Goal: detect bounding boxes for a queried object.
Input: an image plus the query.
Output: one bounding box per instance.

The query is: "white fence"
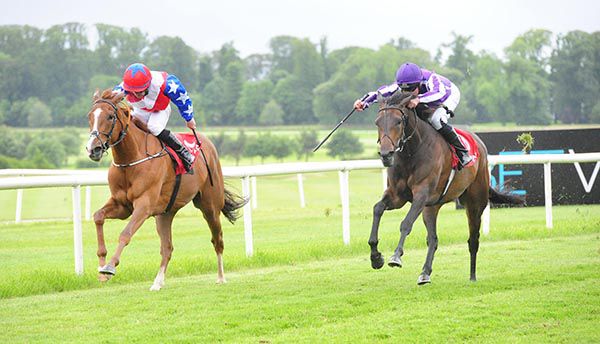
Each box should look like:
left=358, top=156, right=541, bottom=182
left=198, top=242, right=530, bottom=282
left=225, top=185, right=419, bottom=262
left=1, top=152, right=599, bottom=275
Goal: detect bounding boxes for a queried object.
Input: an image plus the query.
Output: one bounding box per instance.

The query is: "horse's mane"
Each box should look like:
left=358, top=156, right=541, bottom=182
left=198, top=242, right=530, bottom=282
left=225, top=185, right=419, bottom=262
left=379, top=90, right=414, bottom=107
left=99, top=89, right=131, bottom=114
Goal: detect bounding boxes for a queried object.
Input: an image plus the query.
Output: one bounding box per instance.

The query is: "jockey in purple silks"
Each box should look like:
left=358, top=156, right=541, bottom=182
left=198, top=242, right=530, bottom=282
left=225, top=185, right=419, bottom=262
left=113, top=63, right=196, bottom=174
left=354, top=62, right=474, bottom=169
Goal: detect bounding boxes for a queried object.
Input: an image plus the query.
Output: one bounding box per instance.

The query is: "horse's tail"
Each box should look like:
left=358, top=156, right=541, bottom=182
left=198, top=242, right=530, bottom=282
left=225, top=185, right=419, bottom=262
left=222, top=187, right=248, bottom=224
left=488, top=187, right=526, bottom=205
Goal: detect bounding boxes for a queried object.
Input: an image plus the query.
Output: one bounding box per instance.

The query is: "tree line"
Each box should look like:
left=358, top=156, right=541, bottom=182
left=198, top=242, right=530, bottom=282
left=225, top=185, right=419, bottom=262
left=0, top=23, right=599, bottom=129
left=0, top=126, right=366, bottom=169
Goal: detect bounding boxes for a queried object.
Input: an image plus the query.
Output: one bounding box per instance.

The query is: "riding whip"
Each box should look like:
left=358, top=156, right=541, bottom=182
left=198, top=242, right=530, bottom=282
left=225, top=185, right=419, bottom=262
left=191, top=127, right=214, bottom=186
left=313, top=108, right=356, bottom=152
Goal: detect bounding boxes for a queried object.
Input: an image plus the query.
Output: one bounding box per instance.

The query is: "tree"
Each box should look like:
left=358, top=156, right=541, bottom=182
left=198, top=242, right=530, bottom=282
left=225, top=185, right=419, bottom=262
left=144, top=36, right=198, bottom=90
left=214, top=42, right=242, bottom=78
left=236, top=79, right=274, bottom=124
left=197, top=55, right=214, bottom=92
left=551, top=30, right=598, bottom=123
left=26, top=134, right=67, bottom=168
left=505, top=55, right=552, bottom=124
left=222, top=130, right=247, bottom=165
left=258, top=99, right=284, bottom=126
left=244, top=133, right=273, bottom=163
left=325, top=130, right=363, bottom=160
left=221, top=61, right=245, bottom=124
left=201, top=77, right=227, bottom=125
left=244, top=53, right=271, bottom=81
left=505, top=29, right=553, bottom=70
left=295, top=129, right=318, bottom=161
left=26, top=97, right=52, bottom=127
left=271, top=135, right=293, bottom=162
left=460, top=52, right=509, bottom=123
left=442, top=33, right=476, bottom=83
left=272, top=75, right=315, bottom=124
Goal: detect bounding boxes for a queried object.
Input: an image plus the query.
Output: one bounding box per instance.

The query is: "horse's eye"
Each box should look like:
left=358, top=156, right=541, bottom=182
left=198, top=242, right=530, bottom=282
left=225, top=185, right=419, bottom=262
left=107, top=114, right=115, bottom=120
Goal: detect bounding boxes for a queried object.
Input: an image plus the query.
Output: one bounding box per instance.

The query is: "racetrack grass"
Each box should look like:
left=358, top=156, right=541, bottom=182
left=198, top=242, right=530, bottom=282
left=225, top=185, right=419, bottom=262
left=0, top=169, right=598, bottom=299
left=0, top=232, right=598, bottom=343
left=1, top=171, right=599, bottom=342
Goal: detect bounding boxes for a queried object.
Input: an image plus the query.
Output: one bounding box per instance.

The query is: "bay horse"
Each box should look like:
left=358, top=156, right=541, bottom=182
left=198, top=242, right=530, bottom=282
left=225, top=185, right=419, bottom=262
left=86, top=89, right=246, bottom=290
left=369, top=91, right=523, bottom=284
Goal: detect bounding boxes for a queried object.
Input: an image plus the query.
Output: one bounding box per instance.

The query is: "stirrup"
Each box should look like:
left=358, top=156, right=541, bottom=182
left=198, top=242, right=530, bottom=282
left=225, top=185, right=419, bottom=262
left=457, top=154, right=473, bottom=170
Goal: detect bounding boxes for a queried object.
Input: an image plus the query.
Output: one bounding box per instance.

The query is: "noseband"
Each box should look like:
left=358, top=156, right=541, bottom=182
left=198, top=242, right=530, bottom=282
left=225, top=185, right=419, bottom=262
left=89, top=99, right=130, bottom=155
left=377, top=106, right=417, bottom=153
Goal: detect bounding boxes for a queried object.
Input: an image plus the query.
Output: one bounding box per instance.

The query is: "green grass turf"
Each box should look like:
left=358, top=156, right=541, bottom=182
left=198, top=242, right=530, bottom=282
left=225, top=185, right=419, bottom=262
left=0, top=232, right=597, bottom=343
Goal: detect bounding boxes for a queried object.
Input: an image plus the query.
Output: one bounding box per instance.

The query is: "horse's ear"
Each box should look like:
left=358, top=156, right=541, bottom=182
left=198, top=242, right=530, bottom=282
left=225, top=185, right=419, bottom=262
left=112, top=91, right=125, bottom=104
left=376, top=92, right=385, bottom=105
left=92, top=89, right=100, bottom=101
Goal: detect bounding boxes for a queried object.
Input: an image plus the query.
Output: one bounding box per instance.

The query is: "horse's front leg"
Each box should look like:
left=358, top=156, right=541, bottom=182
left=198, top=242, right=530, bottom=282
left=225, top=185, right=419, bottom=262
left=369, top=191, right=406, bottom=269
left=389, top=192, right=428, bottom=268
left=93, top=198, right=131, bottom=281
left=99, top=201, right=152, bottom=278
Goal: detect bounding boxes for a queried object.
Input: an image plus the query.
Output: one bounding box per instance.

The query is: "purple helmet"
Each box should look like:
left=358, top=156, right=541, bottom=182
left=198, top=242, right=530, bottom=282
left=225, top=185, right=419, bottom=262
left=395, top=62, right=423, bottom=88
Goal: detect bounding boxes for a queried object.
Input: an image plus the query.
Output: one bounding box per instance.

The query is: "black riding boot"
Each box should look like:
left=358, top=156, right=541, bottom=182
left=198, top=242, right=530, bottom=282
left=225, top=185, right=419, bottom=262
left=437, top=123, right=473, bottom=170
left=157, top=129, right=194, bottom=174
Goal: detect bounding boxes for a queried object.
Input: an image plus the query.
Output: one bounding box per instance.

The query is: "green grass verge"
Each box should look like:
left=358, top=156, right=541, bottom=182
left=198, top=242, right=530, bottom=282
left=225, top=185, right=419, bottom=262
left=0, top=232, right=598, bottom=343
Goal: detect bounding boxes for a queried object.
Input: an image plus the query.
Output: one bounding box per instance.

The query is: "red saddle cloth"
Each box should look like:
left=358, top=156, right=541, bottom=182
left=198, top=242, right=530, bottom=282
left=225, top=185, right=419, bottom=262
left=450, top=128, right=480, bottom=169
left=164, top=133, right=202, bottom=175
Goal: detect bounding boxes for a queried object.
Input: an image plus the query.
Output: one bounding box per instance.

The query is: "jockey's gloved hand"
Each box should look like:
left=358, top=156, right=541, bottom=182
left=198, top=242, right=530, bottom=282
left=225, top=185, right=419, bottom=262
left=186, top=118, right=196, bottom=130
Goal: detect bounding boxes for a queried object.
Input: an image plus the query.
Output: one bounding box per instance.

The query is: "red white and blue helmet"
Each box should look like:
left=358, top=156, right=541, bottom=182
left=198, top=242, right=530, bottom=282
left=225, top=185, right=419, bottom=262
left=395, top=62, right=423, bottom=88
left=122, top=63, right=152, bottom=92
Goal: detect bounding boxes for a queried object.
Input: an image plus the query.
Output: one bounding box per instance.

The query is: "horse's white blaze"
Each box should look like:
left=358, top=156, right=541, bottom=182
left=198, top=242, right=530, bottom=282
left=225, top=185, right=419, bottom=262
left=86, top=108, right=103, bottom=153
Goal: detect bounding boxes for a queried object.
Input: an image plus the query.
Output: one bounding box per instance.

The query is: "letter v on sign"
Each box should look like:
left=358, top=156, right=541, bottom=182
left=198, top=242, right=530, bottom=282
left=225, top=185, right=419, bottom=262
left=569, top=149, right=600, bottom=193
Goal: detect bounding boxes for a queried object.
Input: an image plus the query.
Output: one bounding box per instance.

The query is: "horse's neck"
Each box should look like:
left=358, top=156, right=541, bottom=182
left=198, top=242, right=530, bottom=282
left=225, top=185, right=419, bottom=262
left=111, top=119, right=160, bottom=164
left=393, top=114, right=442, bottom=171
left=402, top=113, right=430, bottom=152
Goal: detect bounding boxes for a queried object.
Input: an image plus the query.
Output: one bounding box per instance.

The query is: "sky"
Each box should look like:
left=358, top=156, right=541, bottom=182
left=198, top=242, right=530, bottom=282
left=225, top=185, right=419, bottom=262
left=1, top=0, right=599, bottom=59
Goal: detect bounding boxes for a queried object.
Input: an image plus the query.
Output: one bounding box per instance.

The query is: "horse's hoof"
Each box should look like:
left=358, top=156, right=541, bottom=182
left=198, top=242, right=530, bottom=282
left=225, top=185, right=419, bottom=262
left=370, top=253, right=385, bottom=269
left=149, top=284, right=162, bottom=291
left=216, top=277, right=227, bottom=284
left=388, top=255, right=402, bottom=268
left=98, top=265, right=116, bottom=275
left=98, top=274, right=111, bottom=282
left=417, top=274, right=431, bottom=285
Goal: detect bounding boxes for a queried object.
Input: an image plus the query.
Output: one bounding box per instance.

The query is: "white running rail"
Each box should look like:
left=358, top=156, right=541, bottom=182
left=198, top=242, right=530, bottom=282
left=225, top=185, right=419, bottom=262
left=1, top=152, right=599, bottom=275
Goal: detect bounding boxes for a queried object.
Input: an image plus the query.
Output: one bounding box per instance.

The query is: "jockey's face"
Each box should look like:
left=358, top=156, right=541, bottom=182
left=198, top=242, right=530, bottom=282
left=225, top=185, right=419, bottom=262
left=131, top=88, right=149, bottom=100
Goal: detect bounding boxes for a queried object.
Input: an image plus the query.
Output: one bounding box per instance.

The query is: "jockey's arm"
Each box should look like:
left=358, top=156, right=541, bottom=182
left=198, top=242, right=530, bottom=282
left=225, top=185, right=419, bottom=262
left=418, top=74, right=447, bottom=104
left=164, top=75, right=195, bottom=124
left=113, top=83, right=125, bottom=93
left=357, top=83, right=400, bottom=110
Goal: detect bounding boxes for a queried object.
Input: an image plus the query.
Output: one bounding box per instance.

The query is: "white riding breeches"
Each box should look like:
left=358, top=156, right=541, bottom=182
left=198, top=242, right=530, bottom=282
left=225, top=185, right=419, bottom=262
left=428, top=83, right=461, bottom=130
left=131, top=106, right=171, bottom=136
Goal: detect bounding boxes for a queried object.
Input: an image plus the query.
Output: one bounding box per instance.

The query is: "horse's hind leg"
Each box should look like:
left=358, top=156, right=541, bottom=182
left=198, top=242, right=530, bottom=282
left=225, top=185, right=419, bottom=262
left=195, top=192, right=227, bottom=284
left=150, top=213, right=175, bottom=291
left=418, top=205, right=442, bottom=285
left=460, top=187, right=488, bottom=282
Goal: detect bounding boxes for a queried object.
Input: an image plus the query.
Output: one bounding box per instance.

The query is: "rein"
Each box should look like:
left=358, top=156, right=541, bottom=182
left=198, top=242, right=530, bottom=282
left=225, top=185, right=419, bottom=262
left=377, top=106, right=418, bottom=153
left=90, top=99, right=130, bottom=153
left=90, top=98, right=167, bottom=168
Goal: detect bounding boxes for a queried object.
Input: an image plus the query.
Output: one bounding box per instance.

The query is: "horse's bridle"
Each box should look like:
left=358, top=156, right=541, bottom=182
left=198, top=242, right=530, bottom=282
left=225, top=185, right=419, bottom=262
left=377, top=106, right=417, bottom=153
left=89, top=99, right=130, bottom=155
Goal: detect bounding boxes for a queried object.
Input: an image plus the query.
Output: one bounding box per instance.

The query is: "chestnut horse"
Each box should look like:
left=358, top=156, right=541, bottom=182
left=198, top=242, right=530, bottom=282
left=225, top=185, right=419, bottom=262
left=86, top=90, right=246, bottom=290
left=369, top=91, right=523, bottom=284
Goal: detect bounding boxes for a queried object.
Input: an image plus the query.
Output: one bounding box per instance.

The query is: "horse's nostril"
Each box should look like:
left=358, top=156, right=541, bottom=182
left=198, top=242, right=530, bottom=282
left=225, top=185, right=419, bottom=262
left=380, top=151, right=392, bottom=158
